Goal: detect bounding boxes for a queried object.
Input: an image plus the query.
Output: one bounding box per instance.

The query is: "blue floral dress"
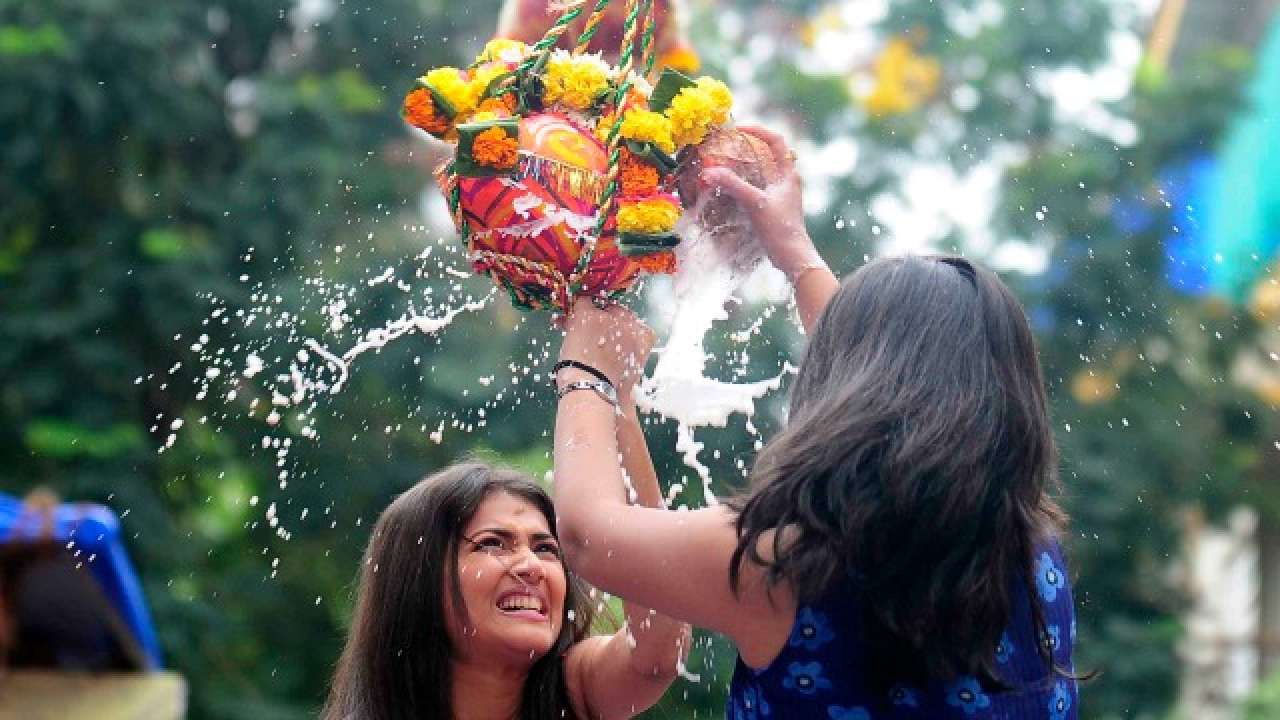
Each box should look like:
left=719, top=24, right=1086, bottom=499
left=728, top=542, right=1078, bottom=719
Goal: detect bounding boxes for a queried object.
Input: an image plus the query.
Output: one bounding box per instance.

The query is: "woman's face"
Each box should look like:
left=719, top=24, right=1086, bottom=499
left=449, top=491, right=568, bottom=668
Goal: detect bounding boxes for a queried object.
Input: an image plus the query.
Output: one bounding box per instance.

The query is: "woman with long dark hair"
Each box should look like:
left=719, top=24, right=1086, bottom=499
left=551, top=126, right=1080, bottom=717
left=323, top=461, right=688, bottom=720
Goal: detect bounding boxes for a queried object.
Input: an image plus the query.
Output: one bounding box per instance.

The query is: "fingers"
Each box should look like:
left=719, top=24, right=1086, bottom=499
left=701, top=167, right=765, bottom=207
left=739, top=125, right=796, bottom=172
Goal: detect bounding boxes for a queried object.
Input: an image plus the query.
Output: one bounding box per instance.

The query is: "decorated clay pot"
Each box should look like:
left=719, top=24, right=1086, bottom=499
left=443, top=112, right=672, bottom=311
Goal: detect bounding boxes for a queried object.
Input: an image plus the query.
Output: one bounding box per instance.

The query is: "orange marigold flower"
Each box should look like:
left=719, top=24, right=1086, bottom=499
left=403, top=88, right=450, bottom=136
left=472, top=126, right=520, bottom=169
left=633, top=251, right=677, bottom=275
left=476, top=94, right=517, bottom=117
left=620, top=153, right=661, bottom=196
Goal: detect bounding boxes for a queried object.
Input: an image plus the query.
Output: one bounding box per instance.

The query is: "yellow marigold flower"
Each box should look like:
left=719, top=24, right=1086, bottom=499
left=617, top=197, right=681, bottom=234
left=470, top=63, right=510, bottom=106
left=469, top=111, right=499, bottom=124
left=478, top=38, right=527, bottom=64
left=667, top=86, right=717, bottom=147
left=424, top=66, right=475, bottom=116
left=695, top=77, right=733, bottom=123
left=544, top=50, right=611, bottom=110
left=472, top=126, right=520, bottom=169
left=594, top=111, right=617, bottom=145
left=618, top=109, right=675, bottom=154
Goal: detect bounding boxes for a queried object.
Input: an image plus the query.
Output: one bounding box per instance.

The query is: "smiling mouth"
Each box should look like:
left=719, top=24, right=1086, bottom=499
left=497, top=594, right=547, bottom=618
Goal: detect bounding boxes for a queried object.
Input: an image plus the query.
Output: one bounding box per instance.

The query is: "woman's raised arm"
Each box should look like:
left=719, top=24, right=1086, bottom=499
left=552, top=303, right=795, bottom=670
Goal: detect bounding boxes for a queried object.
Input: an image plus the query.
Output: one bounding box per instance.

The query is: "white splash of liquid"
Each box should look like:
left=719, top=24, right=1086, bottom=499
left=637, top=193, right=795, bottom=502
left=303, top=296, right=491, bottom=395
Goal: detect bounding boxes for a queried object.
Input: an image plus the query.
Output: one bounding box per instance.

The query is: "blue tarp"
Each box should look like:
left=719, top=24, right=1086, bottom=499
left=0, top=493, right=163, bottom=670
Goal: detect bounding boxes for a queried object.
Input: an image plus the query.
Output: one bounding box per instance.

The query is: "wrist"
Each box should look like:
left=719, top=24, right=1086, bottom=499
left=555, top=366, right=598, bottom=390
left=769, top=234, right=822, bottom=278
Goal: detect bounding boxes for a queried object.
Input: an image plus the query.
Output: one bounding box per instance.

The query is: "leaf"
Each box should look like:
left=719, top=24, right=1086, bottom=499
left=649, top=68, right=696, bottom=114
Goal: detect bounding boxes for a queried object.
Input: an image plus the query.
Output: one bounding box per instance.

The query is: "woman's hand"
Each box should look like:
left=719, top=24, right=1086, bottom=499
left=558, top=298, right=655, bottom=396
left=700, top=125, right=824, bottom=281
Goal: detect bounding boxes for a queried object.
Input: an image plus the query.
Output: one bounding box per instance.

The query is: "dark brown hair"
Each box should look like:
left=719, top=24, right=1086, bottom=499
left=731, top=255, right=1068, bottom=688
left=323, top=462, right=592, bottom=720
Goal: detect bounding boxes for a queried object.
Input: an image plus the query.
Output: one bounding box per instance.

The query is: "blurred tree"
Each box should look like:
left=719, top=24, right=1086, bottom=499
left=0, top=0, right=517, bottom=716
left=2, top=0, right=1272, bottom=719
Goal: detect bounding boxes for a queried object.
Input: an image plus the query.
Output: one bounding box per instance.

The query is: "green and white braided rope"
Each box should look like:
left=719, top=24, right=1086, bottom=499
left=567, top=0, right=655, bottom=299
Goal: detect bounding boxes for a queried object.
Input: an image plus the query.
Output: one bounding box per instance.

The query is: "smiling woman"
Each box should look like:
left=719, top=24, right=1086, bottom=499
left=322, top=462, right=688, bottom=720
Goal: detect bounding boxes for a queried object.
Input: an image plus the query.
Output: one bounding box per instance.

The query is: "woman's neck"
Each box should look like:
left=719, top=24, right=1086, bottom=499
left=450, top=659, right=528, bottom=720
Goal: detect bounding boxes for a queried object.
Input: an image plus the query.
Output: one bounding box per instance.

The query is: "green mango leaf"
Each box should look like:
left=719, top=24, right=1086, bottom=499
left=649, top=68, right=696, bottom=114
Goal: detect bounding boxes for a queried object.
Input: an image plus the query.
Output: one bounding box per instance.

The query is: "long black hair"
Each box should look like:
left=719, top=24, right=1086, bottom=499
left=323, top=462, right=593, bottom=720
left=730, top=255, right=1068, bottom=688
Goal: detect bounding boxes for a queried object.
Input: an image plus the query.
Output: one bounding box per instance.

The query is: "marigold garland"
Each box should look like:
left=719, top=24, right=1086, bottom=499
left=469, top=64, right=510, bottom=106
left=472, top=127, right=520, bottom=169
left=424, top=67, right=475, bottom=116
left=619, top=109, right=676, bottom=154
left=633, top=250, right=678, bottom=274
left=479, top=38, right=528, bottom=65
left=617, top=196, right=681, bottom=234
left=544, top=50, right=612, bottom=110
left=403, top=88, right=451, bottom=136
left=403, top=17, right=740, bottom=309
left=619, top=151, right=661, bottom=195
left=667, top=77, right=733, bottom=148
left=473, top=94, right=517, bottom=121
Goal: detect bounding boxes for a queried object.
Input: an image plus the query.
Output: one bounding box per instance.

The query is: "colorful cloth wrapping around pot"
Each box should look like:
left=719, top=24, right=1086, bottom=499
left=442, top=112, right=673, bottom=311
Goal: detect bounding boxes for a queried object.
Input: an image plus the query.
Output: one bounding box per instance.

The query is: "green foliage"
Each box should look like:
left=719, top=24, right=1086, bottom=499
left=4, top=0, right=1274, bottom=718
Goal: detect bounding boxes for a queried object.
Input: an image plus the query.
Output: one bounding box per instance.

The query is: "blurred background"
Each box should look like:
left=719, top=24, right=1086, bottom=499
left=2, top=0, right=1279, bottom=717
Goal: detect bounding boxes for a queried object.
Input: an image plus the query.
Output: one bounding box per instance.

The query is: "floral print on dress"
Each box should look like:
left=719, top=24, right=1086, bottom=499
left=1036, top=552, right=1066, bottom=603
left=783, top=661, right=833, bottom=695
left=790, top=607, right=836, bottom=651
left=945, top=676, right=992, bottom=717
left=890, top=684, right=921, bottom=708
left=728, top=541, right=1077, bottom=719
left=1049, top=681, right=1073, bottom=720
left=738, top=684, right=770, bottom=719
left=1041, top=624, right=1062, bottom=653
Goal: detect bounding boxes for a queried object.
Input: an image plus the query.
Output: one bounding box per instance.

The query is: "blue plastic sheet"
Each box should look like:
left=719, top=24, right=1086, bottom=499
left=0, top=493, right=163, bottom=670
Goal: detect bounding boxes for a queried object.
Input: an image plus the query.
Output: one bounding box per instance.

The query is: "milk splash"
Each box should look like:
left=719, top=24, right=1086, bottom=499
left=637, top=190, right=796, bottom=503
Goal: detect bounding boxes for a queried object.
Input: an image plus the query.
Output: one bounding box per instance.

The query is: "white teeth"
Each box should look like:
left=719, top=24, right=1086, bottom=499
left=498, top=595, right=543, bottom=613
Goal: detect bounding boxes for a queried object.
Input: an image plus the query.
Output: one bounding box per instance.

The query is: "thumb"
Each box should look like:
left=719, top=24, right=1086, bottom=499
left=701, top=167, right=765, bottom=208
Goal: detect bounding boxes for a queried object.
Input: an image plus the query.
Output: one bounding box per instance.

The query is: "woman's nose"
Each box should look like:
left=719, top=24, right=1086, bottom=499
left=508, top=548, right=545, bottom=582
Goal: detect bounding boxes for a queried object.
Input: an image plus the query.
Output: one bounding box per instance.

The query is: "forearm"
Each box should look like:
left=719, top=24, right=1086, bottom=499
left=553, top=389, right=629, bottom=554
left=616, top=402, right=687, bottom=676
left=793, top=265, right=839, bottom=333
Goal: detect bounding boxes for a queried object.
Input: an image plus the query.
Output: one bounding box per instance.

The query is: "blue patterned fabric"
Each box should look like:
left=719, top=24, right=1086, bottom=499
left=728, top=542, right=1078, bottom=719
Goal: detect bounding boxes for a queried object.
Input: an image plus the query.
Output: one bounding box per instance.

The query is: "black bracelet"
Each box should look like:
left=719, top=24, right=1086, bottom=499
left=552, top=360, right=613, bottom=387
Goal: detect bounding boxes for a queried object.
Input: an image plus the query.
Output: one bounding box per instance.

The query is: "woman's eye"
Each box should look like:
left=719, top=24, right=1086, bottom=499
left=475, top=537, right=505, bottom=551
left=536, top=543, right=561, bottom=558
